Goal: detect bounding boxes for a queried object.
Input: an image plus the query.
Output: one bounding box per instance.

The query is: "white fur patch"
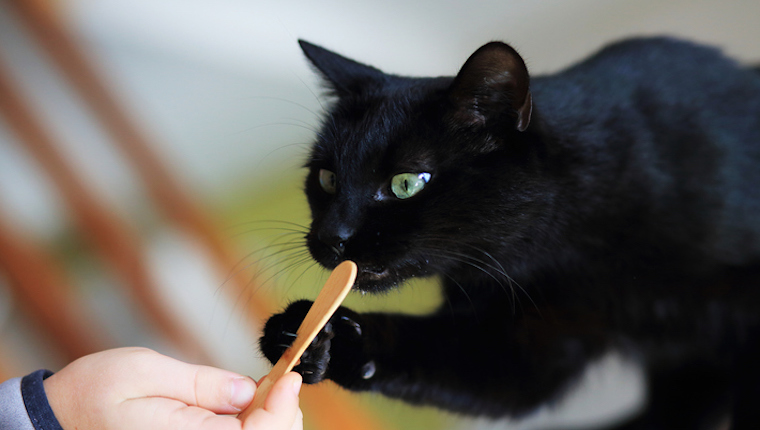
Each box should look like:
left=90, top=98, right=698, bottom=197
left=457, top=350, right=646, bottom=429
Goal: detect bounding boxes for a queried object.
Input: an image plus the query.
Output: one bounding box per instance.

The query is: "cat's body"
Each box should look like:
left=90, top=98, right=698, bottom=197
left=260, top=37, right=760, bottom=428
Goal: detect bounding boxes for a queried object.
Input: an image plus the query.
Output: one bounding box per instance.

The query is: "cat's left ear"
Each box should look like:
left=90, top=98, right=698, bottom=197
left=448, top=42, right=532, bottom=132
left=299, top=40, right=385, bottom=97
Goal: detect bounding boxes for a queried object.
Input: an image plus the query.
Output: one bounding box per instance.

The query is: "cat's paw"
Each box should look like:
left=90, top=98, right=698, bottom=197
left=259, top=300, right=372, bottom=386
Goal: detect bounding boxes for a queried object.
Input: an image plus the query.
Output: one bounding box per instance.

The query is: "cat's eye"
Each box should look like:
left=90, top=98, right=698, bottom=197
left=318, top=169, right=337, bottom=194
left=391, top=172, right=431, bottom=199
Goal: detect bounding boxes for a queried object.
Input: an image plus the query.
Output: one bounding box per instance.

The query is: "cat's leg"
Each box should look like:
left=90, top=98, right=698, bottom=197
left=260, top=298, right=608, bottom=417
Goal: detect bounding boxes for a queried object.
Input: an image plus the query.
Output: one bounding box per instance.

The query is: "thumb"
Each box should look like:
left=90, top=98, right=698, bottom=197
left=244, top=372, right=302, bottom=430
left=264, top=372, right=302, bottom=414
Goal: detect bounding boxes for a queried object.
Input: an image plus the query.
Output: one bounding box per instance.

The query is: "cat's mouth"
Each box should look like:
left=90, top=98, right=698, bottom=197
left=352, top=262, right=422, bottom=293
left=360, top=265, right=390, bottom=281
left=354, top=265, right=391, bottom=291
left=307, top=235, right=422, bottom=292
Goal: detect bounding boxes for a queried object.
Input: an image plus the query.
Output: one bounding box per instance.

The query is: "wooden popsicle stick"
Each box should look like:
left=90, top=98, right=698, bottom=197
left=238, top=260, right=358, bottom=420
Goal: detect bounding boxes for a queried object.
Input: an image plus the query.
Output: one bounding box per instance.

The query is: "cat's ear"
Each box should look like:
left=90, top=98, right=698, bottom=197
left=299, top=40, right=385, bottom=97
left=448, top=42, right=532, bottom=132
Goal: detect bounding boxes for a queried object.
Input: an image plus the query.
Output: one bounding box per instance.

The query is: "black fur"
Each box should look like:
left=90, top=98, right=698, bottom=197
left=260, top=37, right=760, bottom=428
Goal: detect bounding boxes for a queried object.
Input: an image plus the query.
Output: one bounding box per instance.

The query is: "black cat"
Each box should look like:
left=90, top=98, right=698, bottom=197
left=260, top=37, right=760, bottom=429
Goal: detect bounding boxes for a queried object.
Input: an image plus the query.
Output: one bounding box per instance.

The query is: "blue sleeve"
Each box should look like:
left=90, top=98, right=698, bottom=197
left=0, top=370, right=63, bottom=430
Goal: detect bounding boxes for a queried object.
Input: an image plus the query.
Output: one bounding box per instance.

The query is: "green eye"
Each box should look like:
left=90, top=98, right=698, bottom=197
left=391, top=172, right=431, bottom=199
left=319, top=169, right=337, bottom=194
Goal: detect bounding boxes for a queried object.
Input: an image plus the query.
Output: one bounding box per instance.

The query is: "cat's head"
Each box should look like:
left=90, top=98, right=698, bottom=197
left=300, top=40, right=545, bottom=293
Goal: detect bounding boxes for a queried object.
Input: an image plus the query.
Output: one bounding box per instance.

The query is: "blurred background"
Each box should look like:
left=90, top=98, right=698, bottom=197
left=1, top=0, right=759, bottom=429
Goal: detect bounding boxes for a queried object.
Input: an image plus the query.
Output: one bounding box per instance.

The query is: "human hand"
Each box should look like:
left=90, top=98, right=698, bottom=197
left=43, top=347, right=303, bottom=430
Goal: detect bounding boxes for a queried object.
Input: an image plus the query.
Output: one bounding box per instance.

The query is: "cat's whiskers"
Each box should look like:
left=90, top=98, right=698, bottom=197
left=221, top=220, right=315, bottom=315
left=224, top=219, right=310, bottom=238
left=438, top=271, right=480, bottom=322
left=238, top=95, right=322, bottom=117
left=252, top=239, right=313, bottom=284
left=234, top=94, right=327, bottom=136
left=232, top=116, right=322, bottom=138
left=292, top=71, right=330, bottom=115
left=290, top=70, right=344, bottom=148
left=233, top=251, right=318, bottom=330
left=438, top=240, right=528, bottom=298
left=416, top=237, right=537, bottom=315
left=226, top=245, right=308, bottom=318
left=416, top=236, right=508, bottom=275
left=253, top=251, right=316, bottom=297
left=430, top=249, right=520, bottom=313
left=221, top=227, right=308, bottom=289
left=281, top=254, right=324, bottom=294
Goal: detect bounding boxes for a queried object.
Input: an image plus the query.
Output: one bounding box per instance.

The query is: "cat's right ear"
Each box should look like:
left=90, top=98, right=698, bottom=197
left=448, top=42, right=532, bottom=132
left=299, top=40, right=385, bottom=97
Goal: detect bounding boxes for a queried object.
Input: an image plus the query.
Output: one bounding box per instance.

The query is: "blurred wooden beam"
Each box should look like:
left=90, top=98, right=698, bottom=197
left=0, top=208, right=110, bottom=362
left=0, top=55, right=211, bottom=364
left=7, top=0, right=277, bottom=320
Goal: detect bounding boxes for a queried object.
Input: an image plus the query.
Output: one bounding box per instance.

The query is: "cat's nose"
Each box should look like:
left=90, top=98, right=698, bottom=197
left=318, top=227, right=353, bottom=256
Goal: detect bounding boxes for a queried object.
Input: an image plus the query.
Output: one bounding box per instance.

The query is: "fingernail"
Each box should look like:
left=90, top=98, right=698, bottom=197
left=230, top=377, right=255, bottom=410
